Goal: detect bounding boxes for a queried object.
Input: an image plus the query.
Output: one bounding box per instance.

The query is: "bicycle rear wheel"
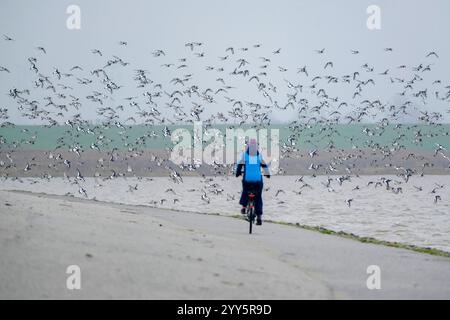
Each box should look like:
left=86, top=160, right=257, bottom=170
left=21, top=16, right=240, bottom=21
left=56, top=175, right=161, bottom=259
left=248, top=207, right=254, bottom=234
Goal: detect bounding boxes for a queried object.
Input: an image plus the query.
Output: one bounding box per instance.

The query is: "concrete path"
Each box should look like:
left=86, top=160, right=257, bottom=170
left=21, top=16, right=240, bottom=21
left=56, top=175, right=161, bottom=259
left=0, top=190, right=449, bottom=299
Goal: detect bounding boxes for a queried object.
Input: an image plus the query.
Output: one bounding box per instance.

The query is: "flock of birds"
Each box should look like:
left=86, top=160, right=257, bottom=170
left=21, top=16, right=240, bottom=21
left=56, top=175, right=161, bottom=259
left=0, top=33, right=449, bottom=207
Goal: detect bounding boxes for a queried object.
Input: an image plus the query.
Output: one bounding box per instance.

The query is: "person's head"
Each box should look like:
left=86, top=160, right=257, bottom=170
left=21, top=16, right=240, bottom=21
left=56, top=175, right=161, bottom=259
left=247, top=138, right=258, bottom=156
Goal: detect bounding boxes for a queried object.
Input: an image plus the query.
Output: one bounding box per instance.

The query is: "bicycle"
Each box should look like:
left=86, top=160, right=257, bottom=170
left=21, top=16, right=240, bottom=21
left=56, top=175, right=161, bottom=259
left=245, top=190, right=257, bottom=234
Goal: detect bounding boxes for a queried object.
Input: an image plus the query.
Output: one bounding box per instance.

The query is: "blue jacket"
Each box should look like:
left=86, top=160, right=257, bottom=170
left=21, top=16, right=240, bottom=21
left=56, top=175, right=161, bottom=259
left=235, top=150, right=270, bottom=182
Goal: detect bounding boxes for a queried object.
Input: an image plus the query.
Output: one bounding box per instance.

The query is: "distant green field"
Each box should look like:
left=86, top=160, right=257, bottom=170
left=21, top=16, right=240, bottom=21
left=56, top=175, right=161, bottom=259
left=0, top=124, right=449, bottom=151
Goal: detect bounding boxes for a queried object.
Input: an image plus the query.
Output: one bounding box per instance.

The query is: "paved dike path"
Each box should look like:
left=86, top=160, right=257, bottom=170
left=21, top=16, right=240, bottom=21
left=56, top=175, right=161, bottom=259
left=1, top=190, right=449, bottom=299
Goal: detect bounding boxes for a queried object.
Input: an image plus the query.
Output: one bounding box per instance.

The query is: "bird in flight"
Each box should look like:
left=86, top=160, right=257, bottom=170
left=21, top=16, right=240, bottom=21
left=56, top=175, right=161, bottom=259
left=346, top=199, right=353, bottom=207
left=36, top=47, right=46, bottom=54
left=273, top=48, right=281, bottom=54
left=91, top=49, right=102, bottom=56
left=426, top=51, right=439, bottom=58
left=225, top=47, right=234, bottom=55
left=324, top=61, right=333, bottom=69
left=3, top=34, right=14, bottom=41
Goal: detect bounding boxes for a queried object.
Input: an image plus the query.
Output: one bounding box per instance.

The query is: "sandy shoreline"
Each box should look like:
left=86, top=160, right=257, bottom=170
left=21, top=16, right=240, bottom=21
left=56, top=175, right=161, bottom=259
left=1, top=149, right=450, bottom=177
left=1, top=190, right=449, bottom=299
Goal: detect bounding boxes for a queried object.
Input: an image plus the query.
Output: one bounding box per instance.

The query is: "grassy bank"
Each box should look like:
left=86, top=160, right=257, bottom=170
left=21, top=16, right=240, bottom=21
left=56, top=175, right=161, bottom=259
left=231, top=214, right=450, bottom=258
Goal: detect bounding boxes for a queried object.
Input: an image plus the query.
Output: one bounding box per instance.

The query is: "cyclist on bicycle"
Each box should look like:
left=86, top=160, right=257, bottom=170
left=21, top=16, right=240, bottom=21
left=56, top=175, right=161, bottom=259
left=235, top=138, right=270, bottom=225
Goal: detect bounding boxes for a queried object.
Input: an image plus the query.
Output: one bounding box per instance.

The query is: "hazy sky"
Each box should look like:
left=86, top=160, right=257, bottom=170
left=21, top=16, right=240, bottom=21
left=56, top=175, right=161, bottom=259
left=1, top=0, right=449, bottom=124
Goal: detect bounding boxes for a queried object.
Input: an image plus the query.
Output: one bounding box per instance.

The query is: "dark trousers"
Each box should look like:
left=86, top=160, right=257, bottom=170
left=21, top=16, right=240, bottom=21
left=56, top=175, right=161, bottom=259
left=239, top=180, right=263, bottom=216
